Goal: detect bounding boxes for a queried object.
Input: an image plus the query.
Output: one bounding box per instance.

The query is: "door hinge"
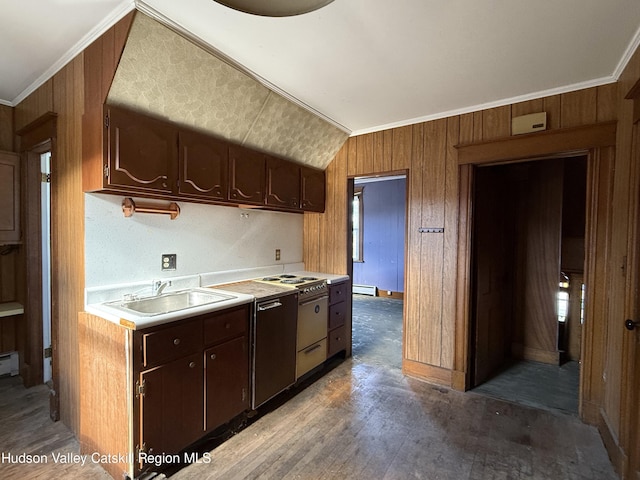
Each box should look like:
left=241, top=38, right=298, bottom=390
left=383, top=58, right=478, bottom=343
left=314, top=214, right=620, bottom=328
left=103, top=165, right=109, bottom=178
left=44, top=347, right=52, bottom=358
left=136, top=443, right=147, bottom=465
left=104, top=114, right=109, bottom=128
left=41, top=173, right=51, bottom=183
left=242, top=387, right=246, bottom=403
left=135, top=379, right=146, bottom=398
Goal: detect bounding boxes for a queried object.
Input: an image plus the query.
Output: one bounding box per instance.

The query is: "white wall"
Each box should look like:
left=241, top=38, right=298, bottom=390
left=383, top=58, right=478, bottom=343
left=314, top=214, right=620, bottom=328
left=84, top=193, right=303, bottom=288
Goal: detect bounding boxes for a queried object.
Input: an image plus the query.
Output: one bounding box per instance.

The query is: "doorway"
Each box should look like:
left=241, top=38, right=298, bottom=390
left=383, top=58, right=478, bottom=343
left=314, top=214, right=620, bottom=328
left=469, top=156, right=587, bottom=414
left=349, top=175, right=406, bottom=369
left=40, top=151, right=52, bottom=384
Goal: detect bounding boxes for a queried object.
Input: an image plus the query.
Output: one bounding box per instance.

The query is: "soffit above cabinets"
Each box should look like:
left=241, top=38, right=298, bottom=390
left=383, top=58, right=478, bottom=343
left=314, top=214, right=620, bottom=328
left=107, top=13, right=348, bottom=170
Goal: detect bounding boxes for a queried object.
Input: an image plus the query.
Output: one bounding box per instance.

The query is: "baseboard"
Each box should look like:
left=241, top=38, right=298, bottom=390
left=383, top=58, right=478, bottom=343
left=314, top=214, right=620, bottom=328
left=353, top=285, right=403, bottom=299
left=580, top=400, right=600, bottom=425
left=451, top=370, right=467, bottom=391
left=402, top=359, right=452, bottom=387
left=380, top=290, right=404, bottom=300
left=598, top=409, right=628, bottom=477
left=511, top=343, right=560, bottom=365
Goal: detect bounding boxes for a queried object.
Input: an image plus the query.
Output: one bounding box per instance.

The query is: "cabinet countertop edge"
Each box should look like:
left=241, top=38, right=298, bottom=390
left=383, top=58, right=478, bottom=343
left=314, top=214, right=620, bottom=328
left=85, top=293, right=254, bottom=330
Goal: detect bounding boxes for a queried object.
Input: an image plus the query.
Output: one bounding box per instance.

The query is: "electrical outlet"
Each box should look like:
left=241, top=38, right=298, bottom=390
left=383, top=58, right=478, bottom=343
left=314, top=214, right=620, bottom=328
left=162, top=254, right=177, bottom=271
left=275, top=249, right=281, bottom=261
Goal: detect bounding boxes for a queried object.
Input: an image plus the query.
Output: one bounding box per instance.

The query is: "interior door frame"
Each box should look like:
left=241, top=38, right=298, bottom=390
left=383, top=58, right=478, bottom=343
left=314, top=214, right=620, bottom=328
left=16, top=113, right=59, bottom=420
left=624, top=117, right=640, bottom=479
left=454, top=122, right=617, bottom=421
left=347, top=171, right=409, bottom=365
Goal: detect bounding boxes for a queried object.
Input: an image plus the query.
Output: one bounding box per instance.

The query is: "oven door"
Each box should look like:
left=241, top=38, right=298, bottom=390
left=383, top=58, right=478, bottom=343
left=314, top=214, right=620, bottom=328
left=297, top=295, right=328, bottom=351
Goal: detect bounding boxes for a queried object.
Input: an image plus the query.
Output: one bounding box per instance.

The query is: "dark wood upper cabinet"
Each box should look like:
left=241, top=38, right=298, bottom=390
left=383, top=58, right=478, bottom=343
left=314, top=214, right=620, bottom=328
left=105, top=105, right=177, bottom=195
left=266, top=155, right=300, bottom=209
left=178, top=130, right=228, bottom=201
left=228, top=144, right=265, bottom=205
left=301, top=166, right=326, bottom=212
left=84, top=104, right=326, bottom=212
left=0, top=151, right=20, bottom=245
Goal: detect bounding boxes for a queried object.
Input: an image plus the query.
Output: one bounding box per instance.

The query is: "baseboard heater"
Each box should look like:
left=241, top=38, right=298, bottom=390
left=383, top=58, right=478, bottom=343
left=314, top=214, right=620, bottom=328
left=0, top=351, right=19, bottom=377
left=353, top=284, right=377, bottom=296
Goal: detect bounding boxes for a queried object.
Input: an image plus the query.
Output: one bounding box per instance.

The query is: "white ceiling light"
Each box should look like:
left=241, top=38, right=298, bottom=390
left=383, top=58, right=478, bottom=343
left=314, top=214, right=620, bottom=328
left=213, top=0, right=334, bottom=17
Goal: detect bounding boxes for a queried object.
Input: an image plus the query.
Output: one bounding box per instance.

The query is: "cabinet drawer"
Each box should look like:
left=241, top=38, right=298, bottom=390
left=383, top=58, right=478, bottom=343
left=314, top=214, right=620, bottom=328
left=329, top=282, right=346, bottom=305
left=141, top=319, right=202, bottom=367
left=328, top=325, right=347, bottom=357
left=296, top=338, right=327, bottom=379
left=204, top=305, right=249, bottom=346
left=328, top=301, right=346, bottom=330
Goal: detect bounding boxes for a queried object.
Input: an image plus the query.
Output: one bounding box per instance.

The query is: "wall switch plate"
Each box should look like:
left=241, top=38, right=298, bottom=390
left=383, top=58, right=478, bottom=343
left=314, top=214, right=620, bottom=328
left=162, top=254, right=177, bottom=271
left=275, top=249, right=281, bottom=261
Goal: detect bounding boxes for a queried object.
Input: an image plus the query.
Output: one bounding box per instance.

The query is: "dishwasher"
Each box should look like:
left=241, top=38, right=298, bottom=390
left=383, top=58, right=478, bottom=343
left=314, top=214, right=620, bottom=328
left=252, top=290, right=298, bottom=408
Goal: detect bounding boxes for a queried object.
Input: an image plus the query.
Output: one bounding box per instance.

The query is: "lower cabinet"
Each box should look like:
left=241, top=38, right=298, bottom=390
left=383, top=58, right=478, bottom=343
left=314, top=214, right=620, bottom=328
left=80, top=304, right=250, bottom=479
left=139, top=352, right=204, bottom=463
left=327, top=281, right=351, bottom=358
left=205, top=336, right=249, bottom=431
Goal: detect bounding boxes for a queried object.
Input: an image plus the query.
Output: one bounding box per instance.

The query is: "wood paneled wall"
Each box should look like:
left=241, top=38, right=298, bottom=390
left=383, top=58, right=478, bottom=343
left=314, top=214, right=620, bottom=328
left=304, top=83, right=618, bottom=379
left=304, top=76, right=640, bottom=477
left=12, top=12, right=133, bottom=435
left=598, top=42, right=640, bottom=476
left=0, top=104, right=14, bottom=151
left=0, top=105, right=18, bottom=310
left=513, top=161, right=563, bottom=365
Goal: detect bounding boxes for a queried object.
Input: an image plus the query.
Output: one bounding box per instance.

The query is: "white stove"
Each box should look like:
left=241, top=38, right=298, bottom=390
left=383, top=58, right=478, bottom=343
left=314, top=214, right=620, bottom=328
left=255, top=274, right=327, bottom=300
left=255, top=274, right=329, bottom=379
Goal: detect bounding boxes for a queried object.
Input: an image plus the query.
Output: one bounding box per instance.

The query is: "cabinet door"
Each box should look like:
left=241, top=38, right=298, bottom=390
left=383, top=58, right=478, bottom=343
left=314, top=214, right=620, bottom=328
left=228, top=144, right=265, bottom=205
left=178, top=130, right=228, bottom=201
left=139, top=352, right=203, bottom=462
left=301, top=166, right=325, bottom=212
left=0, top=151, right=20, bottom=244
left=265, top=156, right=300, bottom=209
left=205, top=336, right=249, bottom=431
left=106, top=105, right=177, bottom=194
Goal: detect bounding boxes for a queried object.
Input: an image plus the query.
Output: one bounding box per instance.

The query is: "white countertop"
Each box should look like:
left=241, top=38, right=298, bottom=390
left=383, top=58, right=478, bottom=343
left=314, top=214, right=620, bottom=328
left=84, top=266, right=347, bottom=330
left=0, top=302, right=24, bottom=318
left=85, top=288, right=254, bottom=330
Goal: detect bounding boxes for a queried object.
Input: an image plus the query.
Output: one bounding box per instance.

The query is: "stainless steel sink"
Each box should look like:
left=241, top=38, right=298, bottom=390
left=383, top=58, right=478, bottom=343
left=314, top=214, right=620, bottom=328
left=105, top=289, right=235, bottom=316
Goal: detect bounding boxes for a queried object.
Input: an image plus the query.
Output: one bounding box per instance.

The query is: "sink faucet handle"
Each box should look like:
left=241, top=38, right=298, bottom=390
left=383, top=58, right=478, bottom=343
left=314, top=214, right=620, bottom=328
left=153, top=280, right=172, bottom=296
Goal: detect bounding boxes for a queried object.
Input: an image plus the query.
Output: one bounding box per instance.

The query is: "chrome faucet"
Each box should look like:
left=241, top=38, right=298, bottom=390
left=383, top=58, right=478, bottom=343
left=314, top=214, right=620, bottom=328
left=152, top=280, right=171, bottom=296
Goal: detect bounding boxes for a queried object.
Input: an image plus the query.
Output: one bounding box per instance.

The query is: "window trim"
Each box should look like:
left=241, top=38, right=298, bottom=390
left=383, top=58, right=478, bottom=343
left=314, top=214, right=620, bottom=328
left=352, top=186, right=364, bottom=262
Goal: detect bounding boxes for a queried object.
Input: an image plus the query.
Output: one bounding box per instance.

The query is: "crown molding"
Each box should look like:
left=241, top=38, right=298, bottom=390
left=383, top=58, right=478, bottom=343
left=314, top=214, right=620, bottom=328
left=10, top=0, right=135, bottom=107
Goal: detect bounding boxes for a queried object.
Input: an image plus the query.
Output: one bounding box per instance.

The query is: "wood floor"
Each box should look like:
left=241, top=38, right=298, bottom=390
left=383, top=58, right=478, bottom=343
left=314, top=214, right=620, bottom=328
left=0, top=296, right=617, bottom=479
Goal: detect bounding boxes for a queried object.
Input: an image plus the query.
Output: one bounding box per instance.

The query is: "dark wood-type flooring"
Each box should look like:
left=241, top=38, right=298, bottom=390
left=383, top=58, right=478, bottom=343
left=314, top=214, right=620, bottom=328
left=0, top=295, right=616, bottom=479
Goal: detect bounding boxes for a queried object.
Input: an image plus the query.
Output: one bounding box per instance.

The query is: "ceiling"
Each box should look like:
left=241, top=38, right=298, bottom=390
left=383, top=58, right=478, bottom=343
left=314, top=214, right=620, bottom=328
left=2, top=0, right=640, bottom=135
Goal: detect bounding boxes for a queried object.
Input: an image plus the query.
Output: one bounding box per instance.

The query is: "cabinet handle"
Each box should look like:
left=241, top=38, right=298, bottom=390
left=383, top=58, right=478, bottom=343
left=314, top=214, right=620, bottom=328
left=189, top=361, right=196, bottom=368
left=210, top=353, right=216, bottom=360
left=258, top=300, right=282, bottom=311
left=304, top=344, right=322, bottom=355
left=173, top=338, right=181, bottom=345
left=225, top=323, right=231, bottom=329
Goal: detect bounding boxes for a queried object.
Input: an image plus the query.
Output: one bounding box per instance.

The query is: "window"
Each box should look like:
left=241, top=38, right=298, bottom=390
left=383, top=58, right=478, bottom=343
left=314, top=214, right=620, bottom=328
left=352, top=186, right=364, bottom=262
